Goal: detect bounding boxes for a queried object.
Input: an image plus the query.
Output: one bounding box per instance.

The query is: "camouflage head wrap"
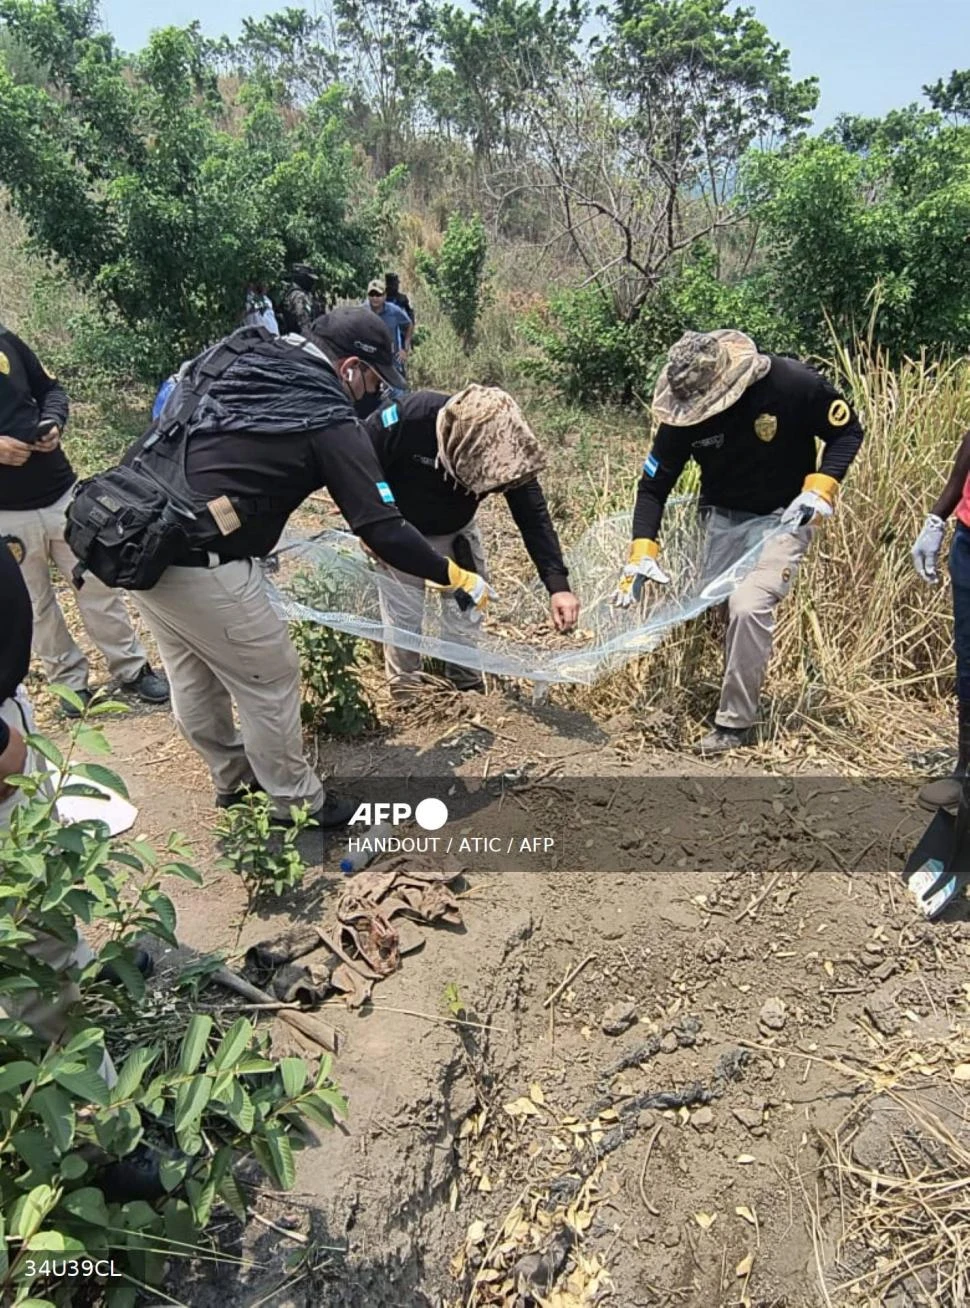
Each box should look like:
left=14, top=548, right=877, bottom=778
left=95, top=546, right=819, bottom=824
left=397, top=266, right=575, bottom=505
left=652, top=330, right=771, bottom=427
left=436, top=385, right=546, bottom=495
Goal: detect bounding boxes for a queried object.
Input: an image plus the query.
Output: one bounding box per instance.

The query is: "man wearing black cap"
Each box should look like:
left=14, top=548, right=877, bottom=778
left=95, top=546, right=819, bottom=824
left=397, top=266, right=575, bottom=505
left=130, top=309, right=493, bottom=827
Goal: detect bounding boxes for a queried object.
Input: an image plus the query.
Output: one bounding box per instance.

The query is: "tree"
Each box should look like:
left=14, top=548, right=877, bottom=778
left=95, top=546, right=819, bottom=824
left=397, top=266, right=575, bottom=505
left=925, top=68, right=970, bottom=124
left=332, top=0, right=437, bottom=175
left=430, top=0, right=585, bottom=163
left=214, top=7, right=340, bottom=106
left=0, top=2, right=386, bottom=376
left=742, top=112, right=970, bottom=359
left=520, top=0, right=818, bottom=322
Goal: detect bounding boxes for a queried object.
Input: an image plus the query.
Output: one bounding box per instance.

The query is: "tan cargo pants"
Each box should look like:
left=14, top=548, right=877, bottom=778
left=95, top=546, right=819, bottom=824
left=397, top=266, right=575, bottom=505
left=700, top=509, right=814, bottom=730
left=134, top=558, right=324, bottom=815
left=0, top=690, right=115, bottom=1085
left=376, top=521, right=488, bottom=694
left=0, top=487, right=148, bottom=691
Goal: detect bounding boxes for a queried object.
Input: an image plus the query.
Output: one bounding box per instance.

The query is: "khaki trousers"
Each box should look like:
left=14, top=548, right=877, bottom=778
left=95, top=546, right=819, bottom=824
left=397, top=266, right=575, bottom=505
left=0, top=690, right=115, bottom=1085
left=377, top=522, right=487, bottom=693
left=700, top=509, right=814, bottom=730
left=0, top=487, right=147, bottom=691
left=134, top=559, right=324, bottom=815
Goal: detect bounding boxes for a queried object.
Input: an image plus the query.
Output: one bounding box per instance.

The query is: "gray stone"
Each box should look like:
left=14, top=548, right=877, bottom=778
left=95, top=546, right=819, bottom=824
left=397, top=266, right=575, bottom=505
left=759, top=997, right=787, bottom=1031
left=601, top=1001, right=638, bottom=1037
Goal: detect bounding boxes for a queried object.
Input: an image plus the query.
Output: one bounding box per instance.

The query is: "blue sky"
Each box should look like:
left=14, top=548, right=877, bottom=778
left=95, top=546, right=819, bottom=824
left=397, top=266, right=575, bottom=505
left=99, top=0, right=970, bottom=127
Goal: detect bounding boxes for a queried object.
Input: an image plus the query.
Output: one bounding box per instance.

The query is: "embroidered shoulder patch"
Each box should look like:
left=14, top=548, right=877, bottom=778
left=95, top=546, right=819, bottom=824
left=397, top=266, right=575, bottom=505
left=376, top=481, right=396, bottom=504
left=381, top=404, right=399, bottom=428
left=827, top=399, right=850, bottom=428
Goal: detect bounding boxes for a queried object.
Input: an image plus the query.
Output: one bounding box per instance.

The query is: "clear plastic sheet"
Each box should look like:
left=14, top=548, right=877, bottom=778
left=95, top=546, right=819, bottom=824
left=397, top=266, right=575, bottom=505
left=270, top=500, right=786, bottom=686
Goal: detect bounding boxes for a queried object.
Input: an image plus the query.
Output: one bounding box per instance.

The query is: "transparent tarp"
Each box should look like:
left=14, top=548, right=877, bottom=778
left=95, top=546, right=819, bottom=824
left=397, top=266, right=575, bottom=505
left=270, top=500, right=785, bottom=686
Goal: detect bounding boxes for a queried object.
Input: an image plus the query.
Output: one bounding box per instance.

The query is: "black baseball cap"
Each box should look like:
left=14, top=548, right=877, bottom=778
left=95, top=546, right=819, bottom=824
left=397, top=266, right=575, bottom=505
left=309, top=306, right=406, bottom=390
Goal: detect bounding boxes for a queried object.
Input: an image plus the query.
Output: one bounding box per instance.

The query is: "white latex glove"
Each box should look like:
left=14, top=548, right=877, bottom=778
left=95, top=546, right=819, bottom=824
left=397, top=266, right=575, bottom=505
left=779, top=490, right=834, bottom=531
left=912, top=513, right=947, bottom=583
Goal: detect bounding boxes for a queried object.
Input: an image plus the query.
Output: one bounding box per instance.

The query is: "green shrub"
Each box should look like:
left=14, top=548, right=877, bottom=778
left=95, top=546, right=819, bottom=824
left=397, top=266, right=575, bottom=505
left=415, top=212, right=491, bottom=349
left=0, top=709, right=345, bottom=1305
left=288, top=571, right=377, bottom=736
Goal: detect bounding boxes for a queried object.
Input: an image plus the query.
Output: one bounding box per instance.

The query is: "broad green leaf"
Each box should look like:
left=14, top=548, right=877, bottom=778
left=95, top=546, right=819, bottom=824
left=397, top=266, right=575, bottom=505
left=178, top=1014, right=212, bottom=1075
left=223, top=1082, right=254, bottom=1133
left=112, top=1046, right=158, bottom=1103
left=75, top=725, right=112, bottom=756
left=0, top=1061, right=38, bottom=1094
left=61, top=1187, right=110, bottom=1227
left=26, top=734, right=64, bottom=770
left=9, top=1185, right=57, bottom=1240
left=25, top=1229, right=87, bottom=1252
left=264, top=1124, right=296, bottom=1190
left=12, top=1129, right=56, bottom=1180
left=53, top=1066, right=110, bottom=1106
left=215, top=1168, right=247, bottom=1222
left=33, top=1085, right=75, bottom=1153
left=72, top=764, right=129, bottom=800
left=280, top=1057, right=307, bottom=1098
left=174, top=1075, right=212, bottom=1135
left=210, top=1016, right=253, bottom=1072
left=86, top=699, right=128, bottom=717
left=159, top=1154, right=191, bottom=1192
left=58, top=1153, right=89, bottom=1181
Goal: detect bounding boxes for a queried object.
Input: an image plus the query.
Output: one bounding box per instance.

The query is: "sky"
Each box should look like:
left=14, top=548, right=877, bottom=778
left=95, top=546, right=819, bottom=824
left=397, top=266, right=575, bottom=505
left=99, top=0, right=970, bottom=128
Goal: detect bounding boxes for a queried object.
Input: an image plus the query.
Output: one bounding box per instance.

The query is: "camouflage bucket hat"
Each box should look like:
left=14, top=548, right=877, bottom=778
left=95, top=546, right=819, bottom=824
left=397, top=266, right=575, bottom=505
left=652, top=330, right=771, bottom=426
left=436, top=385, right=546, bottom=495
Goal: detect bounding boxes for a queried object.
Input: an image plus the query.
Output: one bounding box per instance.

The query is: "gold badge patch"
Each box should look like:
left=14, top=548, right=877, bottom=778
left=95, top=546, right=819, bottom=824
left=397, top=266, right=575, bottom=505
left=828, top=399, right=850, bottom=427
left=754, top=413, right=777, bottom=443
left=0, top=352, right=9, bottom=376
left=4, top=535, right=25, bottom=564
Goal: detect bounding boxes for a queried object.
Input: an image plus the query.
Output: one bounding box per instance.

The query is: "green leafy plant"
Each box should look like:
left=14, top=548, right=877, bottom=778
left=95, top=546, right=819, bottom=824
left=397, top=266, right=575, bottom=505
left=287, top=570, right=377, bottom=736
left=416, top=212, right=490, bottom=349
left=215, top=792, right=311, bottom=923
left=0, top=703, right=346, bottom=1305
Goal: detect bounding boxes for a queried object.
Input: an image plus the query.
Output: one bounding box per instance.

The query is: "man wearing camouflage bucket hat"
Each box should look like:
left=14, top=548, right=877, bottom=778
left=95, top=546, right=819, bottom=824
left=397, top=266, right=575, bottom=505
left=364, top=385, right=579, bottom=698
left=613, top=329, right=863, bottom=755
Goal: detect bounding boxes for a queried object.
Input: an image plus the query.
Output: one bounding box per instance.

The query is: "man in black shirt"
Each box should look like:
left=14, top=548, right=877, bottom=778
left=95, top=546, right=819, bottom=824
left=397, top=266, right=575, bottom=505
left=363, top=387, right=579, bottom=696
left=384, top=273, right=415, bottom=324
left=131, top=311, right=492, bottom=825
left=0, top=324, right=168, bottom=715
left=614, top=330, right=863, bottom=755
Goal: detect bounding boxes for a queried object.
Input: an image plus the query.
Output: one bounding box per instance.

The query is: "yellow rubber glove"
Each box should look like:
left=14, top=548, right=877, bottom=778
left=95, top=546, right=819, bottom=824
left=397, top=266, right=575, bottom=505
left=612, top=538, right=670, bottom=608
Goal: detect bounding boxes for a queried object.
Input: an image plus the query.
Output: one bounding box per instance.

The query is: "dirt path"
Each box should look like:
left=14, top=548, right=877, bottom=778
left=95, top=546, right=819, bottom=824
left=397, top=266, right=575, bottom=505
left=52, top=688, right=970, bottom=1307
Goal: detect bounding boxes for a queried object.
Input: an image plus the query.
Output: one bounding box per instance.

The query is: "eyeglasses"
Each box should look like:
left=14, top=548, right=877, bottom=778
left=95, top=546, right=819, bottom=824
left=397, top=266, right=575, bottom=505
left=368, top=291, right=384, bottom=298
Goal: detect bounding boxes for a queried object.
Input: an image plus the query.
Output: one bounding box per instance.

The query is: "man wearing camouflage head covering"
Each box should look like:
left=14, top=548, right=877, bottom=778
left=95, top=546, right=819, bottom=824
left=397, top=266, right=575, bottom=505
left=364, top=385, right=579, bottom=698
left=613, top=330, right=863, bottom=755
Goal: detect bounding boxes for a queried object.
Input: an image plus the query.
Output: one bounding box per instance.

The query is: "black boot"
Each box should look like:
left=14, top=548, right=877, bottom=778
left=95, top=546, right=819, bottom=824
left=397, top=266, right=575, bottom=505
left=919, top=701, right=970, bottom=811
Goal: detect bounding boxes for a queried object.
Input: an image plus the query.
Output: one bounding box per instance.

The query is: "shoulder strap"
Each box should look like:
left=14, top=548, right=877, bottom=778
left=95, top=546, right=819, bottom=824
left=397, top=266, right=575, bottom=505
left=144, top=328, right=274, bottom=451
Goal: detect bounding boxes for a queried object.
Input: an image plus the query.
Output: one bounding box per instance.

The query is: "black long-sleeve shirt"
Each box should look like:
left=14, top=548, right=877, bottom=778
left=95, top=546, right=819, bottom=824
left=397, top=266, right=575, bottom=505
left=0, top=540, right=33, bottom=753
left=364, top=391, right=571, bottom=594
left=0, top=326, right=73, bottom=511
left=632, top=355, right=864, bottom=541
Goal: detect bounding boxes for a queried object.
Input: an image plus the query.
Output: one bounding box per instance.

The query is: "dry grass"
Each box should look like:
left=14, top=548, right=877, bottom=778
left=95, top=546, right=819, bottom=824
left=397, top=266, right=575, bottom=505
left=801, top=1025, right=970, bottom=1306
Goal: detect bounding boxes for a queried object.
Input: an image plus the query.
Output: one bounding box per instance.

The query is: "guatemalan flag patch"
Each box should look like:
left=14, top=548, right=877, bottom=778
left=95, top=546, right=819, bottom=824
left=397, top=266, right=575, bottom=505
left=643, top=454, right=659, bottom=477
left=381, top=404, right=399, bottom=427
left=376, top=481, right=396, bottom=504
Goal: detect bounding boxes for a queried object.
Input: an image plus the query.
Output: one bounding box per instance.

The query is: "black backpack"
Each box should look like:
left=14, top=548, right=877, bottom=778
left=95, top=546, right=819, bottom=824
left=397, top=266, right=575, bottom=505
left=65, top=327, right=349, bottom=591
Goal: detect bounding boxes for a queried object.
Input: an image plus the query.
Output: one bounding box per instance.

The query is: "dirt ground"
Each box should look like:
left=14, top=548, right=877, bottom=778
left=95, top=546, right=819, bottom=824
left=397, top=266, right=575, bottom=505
left=37, top=647, right=970, bottom=1308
